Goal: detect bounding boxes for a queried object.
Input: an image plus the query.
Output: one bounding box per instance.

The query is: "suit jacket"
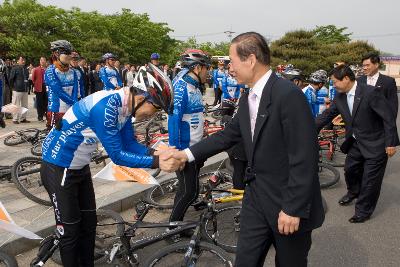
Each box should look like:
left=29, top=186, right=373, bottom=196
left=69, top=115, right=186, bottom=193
left=316, top=83, right=399, bottom=159
left=31, top=66, right=46, bottom=93
left=9, top=65, right=28, bottom=92
left=357, top=74, right=398, bottom=118
left=190, top=72, right=325, bottom=233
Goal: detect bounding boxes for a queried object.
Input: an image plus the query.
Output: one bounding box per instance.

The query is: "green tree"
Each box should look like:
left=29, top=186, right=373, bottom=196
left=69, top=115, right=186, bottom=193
left=270, top=27, right=377, bottom=76
left=313, top=25, right=352, bottom=44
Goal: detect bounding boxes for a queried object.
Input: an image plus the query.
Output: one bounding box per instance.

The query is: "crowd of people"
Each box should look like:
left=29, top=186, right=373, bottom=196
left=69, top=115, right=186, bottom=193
left=0, top=33, right=399, bottom=267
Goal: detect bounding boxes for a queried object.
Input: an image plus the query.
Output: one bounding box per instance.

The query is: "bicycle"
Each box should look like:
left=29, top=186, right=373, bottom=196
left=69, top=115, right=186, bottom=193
left=145, top=169, right=234, bottom=209
left=31, top=205, right=233, bottom=266
left=30, top=209, right=125, bottom=266
left=3, top=128, right=48, bottom=147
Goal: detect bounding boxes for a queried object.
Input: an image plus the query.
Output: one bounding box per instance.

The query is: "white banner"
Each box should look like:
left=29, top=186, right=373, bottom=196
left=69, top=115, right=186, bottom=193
left=0, top=201, right=42, bottom=240
left=93, top=162, right=159, bottom=185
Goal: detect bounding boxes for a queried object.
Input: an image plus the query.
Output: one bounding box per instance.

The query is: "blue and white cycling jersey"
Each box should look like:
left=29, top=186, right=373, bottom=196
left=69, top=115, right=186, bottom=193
left=302, top=84, right=317, bottom=117
left=328, top=79, right=337, bottom=101
left=45, top=65, right=78, bottom=113
left=221, top=74, right=241, bottom=102
left=213, top=69, right=226, bottom=90
left=42, top=88, right=153, bottom=170
left=316, top=86, right=329, bottom=115
left=99, top=66, right=122, bottom=91
left=168, top=69, right=204, bottom=150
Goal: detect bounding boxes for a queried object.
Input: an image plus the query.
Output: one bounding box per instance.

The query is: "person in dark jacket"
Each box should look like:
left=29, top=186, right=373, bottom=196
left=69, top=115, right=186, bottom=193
left=89, top=63, right=103, bottom=94
left=9, top=56, right=30, bottom=124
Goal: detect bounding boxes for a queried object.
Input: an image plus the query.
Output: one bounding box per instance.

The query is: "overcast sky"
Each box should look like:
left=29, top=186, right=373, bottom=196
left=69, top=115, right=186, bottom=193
left=33, top=0, right=400, bottom=55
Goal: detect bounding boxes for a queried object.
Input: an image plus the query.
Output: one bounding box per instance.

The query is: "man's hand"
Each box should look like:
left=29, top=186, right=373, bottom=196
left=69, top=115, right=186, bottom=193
left=153, top=146, right=176, bottom=156
left=173, top=151, right=189, bottom=171
left=386, top=147, right=396, bottom=157
left=277, top=210, right=300, bottom=235
left=159, top=151, right=184, bottom=172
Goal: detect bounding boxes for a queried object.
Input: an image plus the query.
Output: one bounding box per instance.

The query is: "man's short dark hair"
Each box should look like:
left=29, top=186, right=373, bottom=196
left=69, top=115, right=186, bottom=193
left=231, top=32, right=270, bottom=65
left=362, top=52, right=380, bottom=64
left=329, top=65, right=355, bottom=81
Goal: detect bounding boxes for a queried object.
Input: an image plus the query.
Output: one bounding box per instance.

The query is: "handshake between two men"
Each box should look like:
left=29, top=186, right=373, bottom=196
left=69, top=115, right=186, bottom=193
left=154, top=147, right=189, bottom=173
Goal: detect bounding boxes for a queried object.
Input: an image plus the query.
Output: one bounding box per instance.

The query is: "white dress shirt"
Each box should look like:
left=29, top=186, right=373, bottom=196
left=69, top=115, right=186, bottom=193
left=184, top=69, right=272, bottom=162
left=346, top=81, right=357, bottom=115
left=367, top=72, right=379, bottom=87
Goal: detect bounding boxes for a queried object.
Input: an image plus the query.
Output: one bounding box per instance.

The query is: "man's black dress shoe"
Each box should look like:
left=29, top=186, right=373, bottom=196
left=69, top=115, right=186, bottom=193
left=338, top=194, right=356, bottom=206
left=349, top=215, right=370, bottom=223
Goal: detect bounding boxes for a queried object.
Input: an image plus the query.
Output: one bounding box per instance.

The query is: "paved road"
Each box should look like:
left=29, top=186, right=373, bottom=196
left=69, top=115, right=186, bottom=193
left=3, top=93, right=400, bottom=266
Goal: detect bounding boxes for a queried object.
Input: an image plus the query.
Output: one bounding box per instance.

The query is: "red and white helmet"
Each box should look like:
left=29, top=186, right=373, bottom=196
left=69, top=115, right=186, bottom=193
left=133, top=63, right=174, bottom=114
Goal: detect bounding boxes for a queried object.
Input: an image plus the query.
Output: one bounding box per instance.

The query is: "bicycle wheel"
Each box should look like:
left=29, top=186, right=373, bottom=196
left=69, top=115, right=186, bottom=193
left=11, top=156, right=51, bottom=206
left=0, top=250, right=18, bottom=267
left=51, top=209, right=125, bottom=265
left=30, top=140, right=43, bottom=156
left=4, top=128, right=39, bottom=146
left=143, top=241, right=233, bottom=267
left=144, top=177, right=179, bottom=209
left=201, top=205, right=241, bottom=253
left=322, top=150, right=346, bottom=168
left=318, top=162, right=340, bottom=189
left=134, top=120, right=162, bottom=135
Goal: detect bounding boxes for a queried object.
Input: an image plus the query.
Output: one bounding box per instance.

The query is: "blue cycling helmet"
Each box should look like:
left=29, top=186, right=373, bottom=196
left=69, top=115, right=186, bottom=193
left=150, top=53, right=160, bottom=60
left=102, top=53, right=117, bottom=61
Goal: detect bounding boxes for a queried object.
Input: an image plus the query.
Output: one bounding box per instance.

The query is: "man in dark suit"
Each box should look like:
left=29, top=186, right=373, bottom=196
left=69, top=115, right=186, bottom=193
left=173, top=32, right=324, bottom=267
left=358, top=52, right=398, bottom=118
left=316, top=65, right=399, bottom=223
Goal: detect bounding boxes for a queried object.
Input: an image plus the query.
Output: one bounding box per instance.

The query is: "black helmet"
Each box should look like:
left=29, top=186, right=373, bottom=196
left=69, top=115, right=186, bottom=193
left=132, top=63, right=174, bottom=114
left=181, top=49, right=211, bottom=69
left=50, top=40, right=73, bottom=54
left=309, top=70, right=328, bottom=84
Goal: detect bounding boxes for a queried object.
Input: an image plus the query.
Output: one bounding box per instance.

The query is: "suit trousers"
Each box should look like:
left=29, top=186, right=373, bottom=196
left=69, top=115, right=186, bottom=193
left=12, top=91, right=28, bottom=121
left=35, top=90, right=47, bottom=120
left=344, top=141, right=388, bottom=217
left=235, top=184, right=312, bottom=267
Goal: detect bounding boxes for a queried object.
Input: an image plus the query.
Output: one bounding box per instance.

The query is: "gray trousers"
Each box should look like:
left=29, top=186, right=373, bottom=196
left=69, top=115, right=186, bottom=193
left=12, top=91, right=28, bottom=121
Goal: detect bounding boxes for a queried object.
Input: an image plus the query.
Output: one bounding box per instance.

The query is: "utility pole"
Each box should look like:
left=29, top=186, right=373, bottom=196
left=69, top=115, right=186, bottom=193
left=224, top=30, right=235, bottom=42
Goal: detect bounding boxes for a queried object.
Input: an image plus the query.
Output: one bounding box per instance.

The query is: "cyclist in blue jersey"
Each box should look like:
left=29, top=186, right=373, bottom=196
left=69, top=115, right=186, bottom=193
left=282, top=67, right=305, bottom=89
left=150, top=52, right=161, bottom=68
left=313, top=70, right=329, bottom=115
left=302, top=70, right=328, bottom=117
left=45, top=40, right=79, bottom=129
left=40, top=64, right=178, bottom=267
left=168, top=49, right=211, bottom=222
left=99, top=53, right=123, bottom=91
left=212, top=60, right=226, bottom=105
left=220, top=65, right=242, bottom=117
left=70, top=51, right=85, bottom=100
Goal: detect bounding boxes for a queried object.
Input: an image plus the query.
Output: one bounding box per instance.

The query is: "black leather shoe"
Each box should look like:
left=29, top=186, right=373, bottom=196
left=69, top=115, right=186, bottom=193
left=349, top=215, right=370, bottom=223
left=338, top=194, right=356, bottom=206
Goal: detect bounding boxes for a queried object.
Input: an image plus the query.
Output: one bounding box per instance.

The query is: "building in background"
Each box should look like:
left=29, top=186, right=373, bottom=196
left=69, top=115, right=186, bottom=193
left=381, top=56, right=400, bottom=88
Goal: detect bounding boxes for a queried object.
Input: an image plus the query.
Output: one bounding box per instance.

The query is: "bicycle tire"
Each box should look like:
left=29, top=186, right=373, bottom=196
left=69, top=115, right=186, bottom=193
left=211, top=110, right=223, bottom=120
left=134, top=120, right=162, bottom=135
left=0, top=250, right=18, bottom=267
left=50, top=209, right=125, bottom=265
left=224, top=158, right=234, bottom=174
left=201, top=205, right=241, bottom=253
left=30, top=141, right=43, bottom=156
left=322, top=151, right=345, bottom=168
left=145, top=171, right=233, bottom=209
left=143, top=240, right=233, bottom=267
left=322, top=196, right=328, bottom=214
left=4, top=128, right=39, bottom=146
left=11, top=156, right=51, bottom=206
left=318, top=162, right=340, bottom=189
